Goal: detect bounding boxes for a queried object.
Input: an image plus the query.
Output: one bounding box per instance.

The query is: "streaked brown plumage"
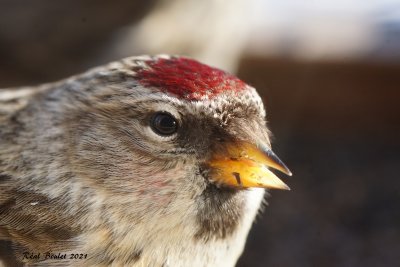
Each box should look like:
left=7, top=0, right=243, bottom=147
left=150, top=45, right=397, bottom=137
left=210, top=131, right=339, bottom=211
left=0, top=55, right=290, bottom=266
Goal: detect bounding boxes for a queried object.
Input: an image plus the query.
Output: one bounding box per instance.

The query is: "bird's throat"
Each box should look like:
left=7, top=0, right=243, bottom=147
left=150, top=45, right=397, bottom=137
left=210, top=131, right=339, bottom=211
left=194, top=183, right=246, bottom=242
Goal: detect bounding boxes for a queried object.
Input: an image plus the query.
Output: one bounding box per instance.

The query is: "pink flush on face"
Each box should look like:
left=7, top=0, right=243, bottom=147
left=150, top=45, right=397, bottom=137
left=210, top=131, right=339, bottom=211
left=135, top=57, right=247, bottom=100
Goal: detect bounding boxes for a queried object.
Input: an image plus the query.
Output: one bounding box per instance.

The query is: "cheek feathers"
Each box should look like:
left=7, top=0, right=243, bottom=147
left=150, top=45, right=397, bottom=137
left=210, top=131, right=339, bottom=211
left=135, top=57, right=247, bottom=100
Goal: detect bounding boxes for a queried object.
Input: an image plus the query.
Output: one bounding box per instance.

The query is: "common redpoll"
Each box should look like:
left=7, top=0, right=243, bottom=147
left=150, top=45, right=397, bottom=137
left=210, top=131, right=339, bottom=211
left=0, top=55, right=291, bottom=267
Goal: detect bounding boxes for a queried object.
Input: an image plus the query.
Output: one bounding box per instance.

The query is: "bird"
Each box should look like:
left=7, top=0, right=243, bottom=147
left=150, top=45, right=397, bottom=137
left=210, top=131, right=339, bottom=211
left=0, top=55, right=291, bottom=267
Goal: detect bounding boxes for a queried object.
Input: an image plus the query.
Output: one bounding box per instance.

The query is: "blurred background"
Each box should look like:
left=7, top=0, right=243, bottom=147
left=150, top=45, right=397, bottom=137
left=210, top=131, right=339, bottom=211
left=1, top=0, right=399, bottom=266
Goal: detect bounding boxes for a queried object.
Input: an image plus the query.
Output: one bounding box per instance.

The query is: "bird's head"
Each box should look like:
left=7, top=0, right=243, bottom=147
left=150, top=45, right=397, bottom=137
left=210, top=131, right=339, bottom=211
left=58, top=55, right=291, bottom=243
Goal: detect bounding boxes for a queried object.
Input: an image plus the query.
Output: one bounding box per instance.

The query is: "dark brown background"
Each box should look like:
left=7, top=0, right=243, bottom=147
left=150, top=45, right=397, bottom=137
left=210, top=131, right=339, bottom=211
left=1, top=1, right=399, bottom=266
left=237, top=59, right=400, bottom=267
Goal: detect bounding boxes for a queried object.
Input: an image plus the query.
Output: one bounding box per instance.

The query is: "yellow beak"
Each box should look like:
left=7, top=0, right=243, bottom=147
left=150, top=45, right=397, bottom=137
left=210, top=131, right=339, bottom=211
left=206, top=141, right=292, bottom=190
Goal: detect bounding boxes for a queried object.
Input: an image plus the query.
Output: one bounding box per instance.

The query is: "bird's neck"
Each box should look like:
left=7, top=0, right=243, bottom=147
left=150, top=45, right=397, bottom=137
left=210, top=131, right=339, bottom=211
left=78, top=188, right=265, bottom=267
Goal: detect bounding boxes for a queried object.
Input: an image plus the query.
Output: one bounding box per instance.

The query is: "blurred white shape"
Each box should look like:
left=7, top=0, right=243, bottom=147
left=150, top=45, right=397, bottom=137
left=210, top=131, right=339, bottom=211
left=108, top=0, right=400, bottom=67
left=113, top=0, right=259, bottom=73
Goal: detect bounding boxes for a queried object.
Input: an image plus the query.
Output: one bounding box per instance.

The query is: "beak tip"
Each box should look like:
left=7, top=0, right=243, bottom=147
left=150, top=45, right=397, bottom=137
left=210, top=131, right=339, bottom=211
left=279, top=161, right=293, bottom=177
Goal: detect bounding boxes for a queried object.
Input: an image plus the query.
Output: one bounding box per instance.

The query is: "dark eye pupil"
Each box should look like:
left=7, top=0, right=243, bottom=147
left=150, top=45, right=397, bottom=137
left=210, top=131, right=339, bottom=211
left=151, top=112, right=178, bottom=136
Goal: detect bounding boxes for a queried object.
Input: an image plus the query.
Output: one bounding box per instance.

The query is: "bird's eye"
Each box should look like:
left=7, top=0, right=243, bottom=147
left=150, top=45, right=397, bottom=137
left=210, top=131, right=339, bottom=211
left=150, top=112, right=178, bottom=136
